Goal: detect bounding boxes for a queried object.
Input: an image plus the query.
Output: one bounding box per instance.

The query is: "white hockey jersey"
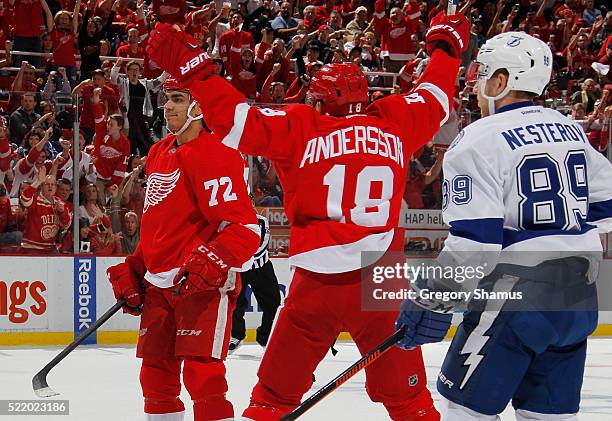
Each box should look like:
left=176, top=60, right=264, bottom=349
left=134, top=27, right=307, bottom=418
left=441, top=101, right=612, bottom=273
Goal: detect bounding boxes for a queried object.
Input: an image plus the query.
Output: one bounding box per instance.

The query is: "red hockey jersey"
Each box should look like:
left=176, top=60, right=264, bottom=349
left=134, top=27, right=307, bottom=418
left=373, top=0, right=420, bottom=61
left=93, top=102, right=130, bottom=186
left=190, top=50, right=459, bottom=273
left=20, top=185, right=72, bottom=251
left=139, top=130, right=260, bottom=288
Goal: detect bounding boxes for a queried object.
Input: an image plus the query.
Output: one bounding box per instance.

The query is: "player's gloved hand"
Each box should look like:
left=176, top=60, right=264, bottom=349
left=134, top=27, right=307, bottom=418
left=425, top=12, right=471, bottom=59
left=146, top=23, right=217, bottom=87
left=175, top=243, right=231, bottom=291
left=106, top=255, right=146, bottom=316
left=395, top=298, right=452, bottom=350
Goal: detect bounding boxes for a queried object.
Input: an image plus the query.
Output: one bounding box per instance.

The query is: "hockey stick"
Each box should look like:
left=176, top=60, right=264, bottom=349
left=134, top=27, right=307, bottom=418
left=32, top=299, right=126, bottom=398
left=279, top=326, right=406, bottom=421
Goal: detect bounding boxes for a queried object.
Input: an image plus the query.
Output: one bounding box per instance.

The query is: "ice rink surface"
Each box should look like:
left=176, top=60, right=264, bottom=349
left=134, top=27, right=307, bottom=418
left=1, top=338, right=612, bottom=420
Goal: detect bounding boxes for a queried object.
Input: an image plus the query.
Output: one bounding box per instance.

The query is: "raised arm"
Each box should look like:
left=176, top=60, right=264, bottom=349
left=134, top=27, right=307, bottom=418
left=41, top=0, right=54, bottom=32
left=71, top=0, right=80, bottom=33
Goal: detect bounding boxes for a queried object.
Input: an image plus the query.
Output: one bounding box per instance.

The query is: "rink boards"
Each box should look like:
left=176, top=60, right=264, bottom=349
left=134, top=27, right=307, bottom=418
left=1, top=255, right=612, bottom=346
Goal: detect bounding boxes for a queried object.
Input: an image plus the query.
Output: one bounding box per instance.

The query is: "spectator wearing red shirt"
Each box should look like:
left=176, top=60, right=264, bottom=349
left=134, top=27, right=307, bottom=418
left=72, top=69, right=120, bottom=143
left=42, top=0, right=80, bottom=87
left=302, top=5, right=323, bottom=33
left=116, top=27, right=146, bottom=70
left=563, top=29, right=596, bottom=78
left=9, top=129, right=66, bottom=198
left=91, top=86, right=130, bottom=202
left=373, top=0, right=420, bottom=74
left=229, top=43, right=258, bottom=100
left=256, top=37, right=291, bottom=90
left=0, top=8, right=11, bottom=54
left=219, top=11, right=254, bottom=72
left=96, top=0, right=136, bottom=34
left=519, top=4, right=551, bottom=42
left=152, top=0, right=185, bottom=24
left=8, top=62, right=37, bottom=113
left=596, top=34, right=612, bottom=64
left=9, top=0, right=47, bottom=67
left=0, top=181, right=22, bottom=247
left=121, top=173, right=145, bottom=217
left=90, top=225, right=123, bottom=254
left=428, top=0, right=447, bottom=21
left=0, top=119, right=12, bottom=183
left=185, top=5, right=213, bottom=39
left=404, top=147, right=444, bottom=209
left=20, top=168, right=72, bottom=253
left=55, top=177, right=73, bottom=213
left=554, top=0, right=580, bottom=20
left=260, top=64, right=308, bottom=104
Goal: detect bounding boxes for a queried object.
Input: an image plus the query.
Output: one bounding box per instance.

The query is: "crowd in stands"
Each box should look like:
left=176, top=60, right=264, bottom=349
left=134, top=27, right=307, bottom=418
left=0, top=0, right=610, bottom=254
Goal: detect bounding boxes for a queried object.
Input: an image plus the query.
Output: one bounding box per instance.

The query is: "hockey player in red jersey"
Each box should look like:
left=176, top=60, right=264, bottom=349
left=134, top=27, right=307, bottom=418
left=105, top=77, right=260, bottom=421
left=146, top=11, right=470, bottom=420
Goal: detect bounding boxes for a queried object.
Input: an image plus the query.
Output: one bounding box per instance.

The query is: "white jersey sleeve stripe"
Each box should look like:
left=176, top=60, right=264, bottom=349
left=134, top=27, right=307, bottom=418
left=414, top=82, right=449, bottom=126
left=221, top=102, right=250, bottom=150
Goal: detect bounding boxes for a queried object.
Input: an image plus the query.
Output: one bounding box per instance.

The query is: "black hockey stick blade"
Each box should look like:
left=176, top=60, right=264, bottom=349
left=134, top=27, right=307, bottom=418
left=32, top=299, right=126, bottom=398
left=280, top=326, right=407, bottom=421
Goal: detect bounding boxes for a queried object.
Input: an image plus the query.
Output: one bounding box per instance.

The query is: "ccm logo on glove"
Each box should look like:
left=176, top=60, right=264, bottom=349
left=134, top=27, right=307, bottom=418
left=181, top=52, right=210, bottom=75
left=197, top=245, right=228, bottom=270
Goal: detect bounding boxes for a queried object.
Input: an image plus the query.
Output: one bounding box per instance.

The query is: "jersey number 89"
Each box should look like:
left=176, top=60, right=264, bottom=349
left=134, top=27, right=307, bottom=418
left=517, top=151, right=588, bottom=230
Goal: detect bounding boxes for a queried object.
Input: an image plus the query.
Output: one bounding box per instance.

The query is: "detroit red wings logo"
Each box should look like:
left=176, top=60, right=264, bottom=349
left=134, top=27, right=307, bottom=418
left=99, top=142, right=124, bottom=159
left=144, top=169, right=181, bottom=213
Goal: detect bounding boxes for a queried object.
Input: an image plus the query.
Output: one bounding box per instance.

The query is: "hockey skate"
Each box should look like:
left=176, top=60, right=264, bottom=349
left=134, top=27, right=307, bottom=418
left=229, top=338, right=242, bottom=354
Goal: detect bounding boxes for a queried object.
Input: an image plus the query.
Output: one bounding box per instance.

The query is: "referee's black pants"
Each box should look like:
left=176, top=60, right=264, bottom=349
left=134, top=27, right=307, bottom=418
left=232, top=260, right=281, bottom=346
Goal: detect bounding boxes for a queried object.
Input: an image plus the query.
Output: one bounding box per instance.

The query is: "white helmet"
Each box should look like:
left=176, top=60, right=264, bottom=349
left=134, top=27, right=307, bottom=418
left=470, top=32, right=553, bottom=114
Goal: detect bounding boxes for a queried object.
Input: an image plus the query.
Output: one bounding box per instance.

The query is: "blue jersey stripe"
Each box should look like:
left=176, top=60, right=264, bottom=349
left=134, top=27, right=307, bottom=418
left=502, top=225, right=597, bottom=248
left=588, top=199, right=612, bottom=223
left=449, top=218, right=504, bottom=245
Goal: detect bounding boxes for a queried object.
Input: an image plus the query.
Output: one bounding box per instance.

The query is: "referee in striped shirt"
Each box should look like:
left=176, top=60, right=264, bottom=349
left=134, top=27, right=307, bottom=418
left=230, top=213, right=281, bottom=353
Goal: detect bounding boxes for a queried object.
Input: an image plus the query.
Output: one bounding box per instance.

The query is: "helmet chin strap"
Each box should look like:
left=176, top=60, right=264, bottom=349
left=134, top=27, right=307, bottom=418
left=480, top=79, right=512, bottom=115
left=168, top=100, right=203, bottom=137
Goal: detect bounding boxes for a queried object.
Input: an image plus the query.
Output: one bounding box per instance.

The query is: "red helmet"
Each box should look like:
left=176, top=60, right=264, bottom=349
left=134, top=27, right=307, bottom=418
left=309, top=63, right=368, bottom=116
left=162, top=77, right=187, bottom=92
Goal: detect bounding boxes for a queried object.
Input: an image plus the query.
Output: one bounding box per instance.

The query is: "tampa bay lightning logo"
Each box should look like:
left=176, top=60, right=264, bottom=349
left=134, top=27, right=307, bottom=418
left=448, top=130, right=465, bottom=151
left=506, top=35, right=523, bottom=47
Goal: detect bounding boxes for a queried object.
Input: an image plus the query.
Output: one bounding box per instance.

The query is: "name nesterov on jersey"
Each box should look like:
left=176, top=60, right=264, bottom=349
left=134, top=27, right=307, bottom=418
left=300, top=125, right=404, bottom=168
left=501, top=121, right=588, bottom=151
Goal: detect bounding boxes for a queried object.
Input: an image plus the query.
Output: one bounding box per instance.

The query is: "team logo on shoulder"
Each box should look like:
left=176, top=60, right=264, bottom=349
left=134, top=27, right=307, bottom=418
left=448, top=130, right=465, bottom=151
left=144, top=169, right=181, bottom=213
left=408, top=374, right=419, bottom=386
